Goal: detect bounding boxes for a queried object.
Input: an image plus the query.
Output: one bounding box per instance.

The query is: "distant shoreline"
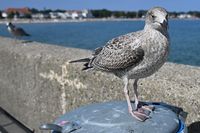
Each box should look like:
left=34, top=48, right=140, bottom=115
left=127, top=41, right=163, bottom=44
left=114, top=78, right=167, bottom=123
left=0, top=18, right=144, bottom=24
left=0, top=18, right=199, bottom=24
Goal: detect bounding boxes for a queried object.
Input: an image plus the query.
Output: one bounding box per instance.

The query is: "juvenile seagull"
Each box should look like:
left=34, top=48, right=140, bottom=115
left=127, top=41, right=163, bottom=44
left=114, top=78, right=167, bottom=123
left=70, top=7, right=169, bottom=121
left=6, top=22, right=30, bottom=38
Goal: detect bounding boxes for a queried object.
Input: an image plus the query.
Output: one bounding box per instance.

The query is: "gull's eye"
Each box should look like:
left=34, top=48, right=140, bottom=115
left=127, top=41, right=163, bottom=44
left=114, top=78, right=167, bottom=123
left=151, top=15, right=156, bottom=19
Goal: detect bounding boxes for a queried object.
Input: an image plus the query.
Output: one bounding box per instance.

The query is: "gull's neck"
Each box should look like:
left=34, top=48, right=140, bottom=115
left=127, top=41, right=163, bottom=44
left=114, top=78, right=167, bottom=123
left=144, top=24, right=168, bottom=38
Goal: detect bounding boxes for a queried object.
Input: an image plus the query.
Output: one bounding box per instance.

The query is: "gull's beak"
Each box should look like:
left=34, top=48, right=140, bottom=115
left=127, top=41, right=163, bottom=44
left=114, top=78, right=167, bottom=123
left=162, top=19, right=168, bottom=27
left=159, top=17, right=168, bottom=29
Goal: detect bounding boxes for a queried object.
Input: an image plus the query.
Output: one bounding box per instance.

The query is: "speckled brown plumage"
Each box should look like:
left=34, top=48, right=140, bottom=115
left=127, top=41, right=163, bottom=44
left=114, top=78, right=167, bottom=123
left=70, top=7, right=170, bottom=121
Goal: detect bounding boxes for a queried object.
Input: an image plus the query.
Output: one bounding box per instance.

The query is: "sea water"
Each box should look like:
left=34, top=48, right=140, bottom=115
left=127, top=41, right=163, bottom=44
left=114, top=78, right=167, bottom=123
left=0, top=19, right=200, bottom=66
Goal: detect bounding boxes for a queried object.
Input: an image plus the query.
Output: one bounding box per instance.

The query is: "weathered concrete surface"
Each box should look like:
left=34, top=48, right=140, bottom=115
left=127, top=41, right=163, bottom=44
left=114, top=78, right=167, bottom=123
left=0, top=36, right=199, bottom=132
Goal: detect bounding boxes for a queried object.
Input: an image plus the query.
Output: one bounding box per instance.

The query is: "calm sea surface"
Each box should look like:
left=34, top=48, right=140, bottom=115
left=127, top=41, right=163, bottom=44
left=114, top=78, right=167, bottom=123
left=0, top=20, right=200, bottom=66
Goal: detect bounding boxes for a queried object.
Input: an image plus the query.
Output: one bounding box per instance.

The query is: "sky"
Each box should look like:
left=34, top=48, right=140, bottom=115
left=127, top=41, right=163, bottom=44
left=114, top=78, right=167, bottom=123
left=0, top=0, right=200, bottom=12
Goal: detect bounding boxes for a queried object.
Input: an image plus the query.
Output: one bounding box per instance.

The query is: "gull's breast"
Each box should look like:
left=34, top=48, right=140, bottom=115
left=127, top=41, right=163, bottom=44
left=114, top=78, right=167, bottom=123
left=128, top=30, right=169, bottom=79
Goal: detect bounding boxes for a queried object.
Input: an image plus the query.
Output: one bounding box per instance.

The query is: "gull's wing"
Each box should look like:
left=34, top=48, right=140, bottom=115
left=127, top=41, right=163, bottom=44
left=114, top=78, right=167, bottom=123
left=91, top=31, right=145, bottom=71
left=105, top=31, right=143, bottom=50
left=92, top=47, right=144, bottom=71
left=15, top=28, right=30, bottom=36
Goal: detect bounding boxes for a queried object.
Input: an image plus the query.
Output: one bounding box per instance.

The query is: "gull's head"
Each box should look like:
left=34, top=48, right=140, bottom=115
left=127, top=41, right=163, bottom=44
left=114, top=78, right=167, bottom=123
left=6, top=22, right=12, bottom=27
left=145, top=7, right=168, bottom=31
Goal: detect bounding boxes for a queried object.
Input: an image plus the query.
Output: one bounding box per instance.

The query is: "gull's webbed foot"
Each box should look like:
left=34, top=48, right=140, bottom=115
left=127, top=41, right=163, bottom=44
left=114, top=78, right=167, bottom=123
left=129, top=109, right=150, bottom=121
left=129, top=103, right=155, bottom=122
left=141, top=105, right=155, bottom=112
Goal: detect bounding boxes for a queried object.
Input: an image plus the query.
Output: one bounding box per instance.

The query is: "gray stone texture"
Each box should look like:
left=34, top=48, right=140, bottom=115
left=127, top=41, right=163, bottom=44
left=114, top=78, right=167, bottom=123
left=0, top=37, right=200, bottom=132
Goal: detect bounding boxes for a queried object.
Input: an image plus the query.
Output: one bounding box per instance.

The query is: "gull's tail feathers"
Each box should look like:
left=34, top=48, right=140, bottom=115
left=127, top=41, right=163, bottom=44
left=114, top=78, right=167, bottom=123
left=69, top=58, right=90, bottom=63
left=69, top=58, right=93, bottom=71
left=25, top=33, right=30, bottom=36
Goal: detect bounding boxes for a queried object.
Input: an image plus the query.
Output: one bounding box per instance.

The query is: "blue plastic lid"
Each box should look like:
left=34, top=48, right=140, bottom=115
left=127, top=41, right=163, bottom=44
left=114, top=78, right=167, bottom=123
left=177, top=119, right=185, bottom=133
left=49, top=101, right=187, bottom=133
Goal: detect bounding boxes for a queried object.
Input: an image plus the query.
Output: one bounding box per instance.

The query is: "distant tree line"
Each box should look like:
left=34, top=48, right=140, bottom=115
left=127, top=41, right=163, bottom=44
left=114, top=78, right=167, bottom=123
left=91, top=9, right=200, bottom=18
left=91, top=9, right=147, bottom=18
left=187, top=11, right=200, bottom=18
left=30, top=8, right=66, bottom=14
left=0, top=11, right=2, bottom=18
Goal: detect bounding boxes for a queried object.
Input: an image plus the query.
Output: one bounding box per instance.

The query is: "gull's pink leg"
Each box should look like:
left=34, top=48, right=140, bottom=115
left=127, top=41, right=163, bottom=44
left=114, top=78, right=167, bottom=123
left=133, top=79, right=139, bottom=109
left=123, top=77, right=149, bottom=121
left=133, top=79, right=154, bottom=113
left=123, top=77, right=133, bottom=113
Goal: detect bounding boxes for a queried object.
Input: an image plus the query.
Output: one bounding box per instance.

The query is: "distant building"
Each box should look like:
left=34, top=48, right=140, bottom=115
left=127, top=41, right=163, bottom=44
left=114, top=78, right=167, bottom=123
left=177, top=14, right=194, bottom=19
left=64, top=10, right=81, bottom=19
left=49, top=12, right=60, bottom=19
left=82, top=9, right=93, bottom=18
left=32, top=13, right=50, bottom=19
left=2, top=12, right=8, bottom=18
left=57, top=12, right=67, bottom=19
left=65, top=10, right=93, bottom=19
left=2, top=8, right=93, bottom=20
left=5, top=7, right=31, bottom=18
left=72, top=11, right=81, bottom=19
left=169, top=14, right=177, bottom=19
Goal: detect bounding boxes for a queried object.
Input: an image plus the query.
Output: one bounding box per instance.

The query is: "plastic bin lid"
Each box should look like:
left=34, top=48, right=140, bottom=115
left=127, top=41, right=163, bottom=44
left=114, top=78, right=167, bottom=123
left=51, top=101, right=183, bottom=133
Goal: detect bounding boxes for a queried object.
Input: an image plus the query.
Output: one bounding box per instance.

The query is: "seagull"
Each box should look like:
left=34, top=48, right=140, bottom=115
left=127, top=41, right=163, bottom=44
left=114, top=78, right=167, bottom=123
left=70, top=7, right=169, bottom=121
left=6, top=22, right=30, bottom=38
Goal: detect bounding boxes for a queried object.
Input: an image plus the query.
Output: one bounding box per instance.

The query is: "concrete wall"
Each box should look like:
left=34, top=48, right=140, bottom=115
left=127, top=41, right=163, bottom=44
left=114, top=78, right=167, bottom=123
left=0, top=37, right=200, bottom=132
